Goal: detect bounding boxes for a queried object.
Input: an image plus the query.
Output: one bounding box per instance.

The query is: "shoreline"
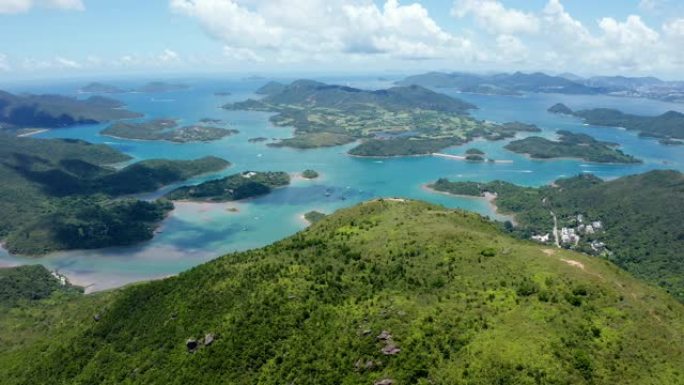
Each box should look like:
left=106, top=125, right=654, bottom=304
left=421, top=184, right=518, bottom=225
left=17, top=128, right=49, bottom=137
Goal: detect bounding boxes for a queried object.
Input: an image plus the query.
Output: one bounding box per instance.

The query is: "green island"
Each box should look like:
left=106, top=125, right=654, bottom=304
left=101, top=119, right=239, bottom=143
left=504, top=130, right=641, bottom=163
left=225, top=80, right=544, bottom=156
left=0, top=90, right=141, bottom=131
left=660, top=138, right=684, bottom=145
left=248, top=137, right=269, bottom=143
left=166, top=171, right=290, bottom=202
left=1, top=200, right=683, bottom=384
left=0, top=134, right=230, bottom=255
left=303, top=210, right=326, bottom=224
left=428, top=170, right=684, bottom=301
left=548, top=103, right=684, bottom=140
left=301, top=169, right=319, bottom=179
left=0, top=265, right=83, bottom=308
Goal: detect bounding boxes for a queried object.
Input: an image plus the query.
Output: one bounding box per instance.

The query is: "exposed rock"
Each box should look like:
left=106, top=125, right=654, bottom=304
left=93, top=314, right=101, bottom=322
left=204, top=333, right=215, bottom=346
left=361, top=329, right=372, bottom=336
left=376, top=330, right=392, bottom=341
left=374, top=379, right=394, bottom=385
left=381, top=344, right=401, bottom=355
left=186, top=338, right=198, bottom=352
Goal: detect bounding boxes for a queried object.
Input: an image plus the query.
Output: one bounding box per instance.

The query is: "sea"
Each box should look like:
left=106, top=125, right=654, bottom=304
left=1, top=75, right=682, bottom=291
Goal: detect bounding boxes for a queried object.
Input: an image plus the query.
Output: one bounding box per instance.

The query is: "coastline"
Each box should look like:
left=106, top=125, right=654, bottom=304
left=421, top=184, right=518, bottom=225
left=17, top=128, right=49, bottom=137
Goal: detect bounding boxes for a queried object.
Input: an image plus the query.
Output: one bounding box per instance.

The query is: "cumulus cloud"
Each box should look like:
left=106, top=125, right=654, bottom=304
left=452, top=0, right=539, bottom=34
left=170, top=0, right=472, bottom=61
left=0, top=0, right=84, bottom=13
left=158, top=49, right=180, bottom=63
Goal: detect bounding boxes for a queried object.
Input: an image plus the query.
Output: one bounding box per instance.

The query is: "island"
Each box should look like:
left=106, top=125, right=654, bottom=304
left=248, top=137, right=270, bottom=143
left=548, top=103, right=684, bottom=140
left=303, top=210, right=326, bottom=224
left=166, top=171, right=290, bottom=202
left=255, top=81, right=286, bottom=95
left=79, top=82, right=126, bottom=94
left=548, top=103, right=574, bottom=115
left=225, top=80, right=546, bottom=156
left=135, top=82, right=189, bottom=93
left=214, top=92, right=232, bottom=96
left=301, top=169, right=319, bottom=179
left=101, top=119, right=239, bottom=143
left=0, top=134, right=231, bottom=255
left=427, top=170, right=684, bottom=301
left=504, top=130, right=641, bottom=163
left=0, top=90, right=141, bottom=132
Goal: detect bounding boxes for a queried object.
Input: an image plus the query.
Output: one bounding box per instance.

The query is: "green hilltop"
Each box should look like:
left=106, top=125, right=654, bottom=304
left=1, top=200, right=683, bottom=384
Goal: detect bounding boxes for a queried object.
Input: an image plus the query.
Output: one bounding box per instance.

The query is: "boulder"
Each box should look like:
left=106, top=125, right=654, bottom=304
left=374, top=379, right=394, bottom=385
left=186, top=338, right=198, bottom=352
left=381, top=344, right=401, bottom=355
left=376, top=330, right=392, bottom=341
left=204, top=333, right=215, bottom=346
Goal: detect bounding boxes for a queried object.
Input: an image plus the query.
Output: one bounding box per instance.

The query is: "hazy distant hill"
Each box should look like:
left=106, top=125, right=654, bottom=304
left=0, top=90, right=140, bottom=130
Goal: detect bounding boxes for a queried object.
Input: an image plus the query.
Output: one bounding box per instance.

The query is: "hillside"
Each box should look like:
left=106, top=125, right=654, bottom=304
left=0, top=200, right=683, bottom=384
left=0, top=265, right=82, bottom=308
left=429, top=170, right=684, bottom=301
left=0, top=90, right=140, bottom=131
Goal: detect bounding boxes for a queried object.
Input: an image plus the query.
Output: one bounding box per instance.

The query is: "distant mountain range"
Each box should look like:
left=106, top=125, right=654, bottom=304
left=397, top=71, right=684, bottom=102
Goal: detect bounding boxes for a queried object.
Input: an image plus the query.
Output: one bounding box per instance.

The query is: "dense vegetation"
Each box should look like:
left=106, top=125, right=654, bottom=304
left=0, top=90, right=140, bottom=131
left=504, top=130, right=641, bottom=163
left=548, top=103, right=684, bottom=140
left=0, top=134, right=229, bottom=255
left=0, top=265, right=82, bottom=307
left=303, top=210, right=326, bottom=224
left=429, top=170, right=684, bottom=301
left=1, top=200, right=683, bottom=384
left=398, top=71, right=601, bottom=95
left=166, top=171, right=290, bottom=202
left=301, top=169, right=319, bottom=179
left=226, top=80, right=541, bottom=156
left=102, top=119, right=238, bottom=143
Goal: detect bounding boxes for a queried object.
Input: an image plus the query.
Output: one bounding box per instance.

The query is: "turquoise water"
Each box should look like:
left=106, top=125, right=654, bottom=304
left=2, top=76, right=683, bottom=291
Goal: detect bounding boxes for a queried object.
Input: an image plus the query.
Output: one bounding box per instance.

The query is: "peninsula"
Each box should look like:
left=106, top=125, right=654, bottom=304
left=0, top=134, right=230, bottom=255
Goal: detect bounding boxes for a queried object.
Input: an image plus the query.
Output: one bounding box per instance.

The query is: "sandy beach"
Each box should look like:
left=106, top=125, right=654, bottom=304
left=422, top=184, right=518, bottom=225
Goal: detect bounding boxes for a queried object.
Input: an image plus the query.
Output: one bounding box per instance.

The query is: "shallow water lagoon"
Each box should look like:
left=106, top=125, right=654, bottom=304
left=1, top=77, right=682, bottom=291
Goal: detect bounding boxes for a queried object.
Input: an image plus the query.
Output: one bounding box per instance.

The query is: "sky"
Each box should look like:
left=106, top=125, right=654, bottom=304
left=0, top=0, right=683, bottom=80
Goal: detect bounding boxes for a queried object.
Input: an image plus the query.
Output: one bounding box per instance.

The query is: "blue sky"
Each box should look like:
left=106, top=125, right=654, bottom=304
left=1, top=0, right=683, bottom=80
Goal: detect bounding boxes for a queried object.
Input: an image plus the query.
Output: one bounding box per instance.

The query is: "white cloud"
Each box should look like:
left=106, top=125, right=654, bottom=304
left=0, top=54, right=11, bottom=72
left=0, top=0, right=84, bottom=13
left=158, top=49, right=180, bottom=63
left=452, top=0, right=539, bottom=34
left=170, top=0, right=472, bottom=61
left=495, top=34, right=528, bottom=62
left=55, top=56, right=81, bottom=69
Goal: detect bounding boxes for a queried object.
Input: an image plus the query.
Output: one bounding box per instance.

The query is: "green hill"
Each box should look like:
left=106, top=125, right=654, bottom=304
left=0, top=265, right=82, bottom=308
left=429, top=170, right=684, bottom=301
left=1, top=200, right=683, bottom=384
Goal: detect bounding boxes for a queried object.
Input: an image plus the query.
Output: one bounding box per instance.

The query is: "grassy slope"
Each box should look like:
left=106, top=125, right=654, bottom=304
left=429, top=171, right=684, bottom=301
left=1, top=200, right=683, bottom=384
